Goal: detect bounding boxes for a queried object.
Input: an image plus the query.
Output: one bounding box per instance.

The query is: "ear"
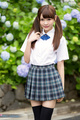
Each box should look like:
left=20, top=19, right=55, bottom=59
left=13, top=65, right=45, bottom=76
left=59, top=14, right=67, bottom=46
left=55, top=15, right=57, bottom=21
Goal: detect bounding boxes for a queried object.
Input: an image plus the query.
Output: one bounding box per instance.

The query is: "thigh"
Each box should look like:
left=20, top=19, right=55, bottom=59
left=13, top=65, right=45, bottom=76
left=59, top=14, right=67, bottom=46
left=30, top=100, right=42, bottom=107
left=42, top=100, right=56, bottom=108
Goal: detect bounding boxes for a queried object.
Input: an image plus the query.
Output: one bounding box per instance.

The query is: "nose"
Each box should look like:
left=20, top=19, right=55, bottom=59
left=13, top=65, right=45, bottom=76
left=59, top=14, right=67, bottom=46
left=44, top=20, right=48, bottom=24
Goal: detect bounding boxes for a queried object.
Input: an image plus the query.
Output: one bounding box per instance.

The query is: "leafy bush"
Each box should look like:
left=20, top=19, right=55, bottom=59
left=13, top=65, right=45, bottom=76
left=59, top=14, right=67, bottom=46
left=54, top=1, right=80, bottom=91
left=0, top=0, right=40, bottom=88
left=0, top=0, right=80, bottom=91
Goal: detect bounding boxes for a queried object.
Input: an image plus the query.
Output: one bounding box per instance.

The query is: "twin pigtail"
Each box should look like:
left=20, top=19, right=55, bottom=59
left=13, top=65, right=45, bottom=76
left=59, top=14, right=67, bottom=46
left=33, top=16, right=40, bottom=32
left=53, top=15, right=63, bottom=50
left=31, top=16, right=40, bottom=48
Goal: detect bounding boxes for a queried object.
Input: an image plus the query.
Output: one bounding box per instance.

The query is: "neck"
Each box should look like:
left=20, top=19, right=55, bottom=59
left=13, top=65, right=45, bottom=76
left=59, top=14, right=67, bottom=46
left=44, top=27, right=53, bottom=33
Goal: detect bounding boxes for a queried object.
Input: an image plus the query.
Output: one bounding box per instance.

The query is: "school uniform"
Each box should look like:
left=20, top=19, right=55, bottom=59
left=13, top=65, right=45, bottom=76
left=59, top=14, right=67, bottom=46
left=20, top=27, right=69, bottom=101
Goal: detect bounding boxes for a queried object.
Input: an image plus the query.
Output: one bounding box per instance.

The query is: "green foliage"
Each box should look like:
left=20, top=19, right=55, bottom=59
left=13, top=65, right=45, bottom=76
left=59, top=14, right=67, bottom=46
left=0, top=0, right=80, bottom=91
left=55, top=1, right=80, bottom=91
left=0, top=0, right=39, bottom=88
left=76, top=77, right=80, bottom=90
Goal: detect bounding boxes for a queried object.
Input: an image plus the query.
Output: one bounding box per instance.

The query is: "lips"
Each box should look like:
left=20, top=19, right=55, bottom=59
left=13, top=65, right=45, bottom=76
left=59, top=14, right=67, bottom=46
left=44, top=26, right=49, bottom=28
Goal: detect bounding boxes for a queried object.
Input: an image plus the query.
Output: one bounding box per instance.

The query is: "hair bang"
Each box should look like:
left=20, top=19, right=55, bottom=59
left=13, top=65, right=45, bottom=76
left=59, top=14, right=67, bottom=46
left=42, top=8, right=54, bottom=18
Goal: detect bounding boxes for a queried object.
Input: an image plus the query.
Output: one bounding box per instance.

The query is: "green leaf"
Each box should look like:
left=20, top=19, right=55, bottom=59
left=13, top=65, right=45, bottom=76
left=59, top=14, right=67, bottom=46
left=69, top=44, right=75, bottom=50
left=76, top=41, right=80, bottom=45
left=0, top=70, right=8, bottom=74
left=16, top=51, right=23, bottom=57
left=69, top=26, right=74, bottom=30
left=76, top=77, right=80, bottom=84
left=16, top=60, right=21, bottom=65
left=12, top=65, right=17, bottom=72
left=11, top=85, right=17, bottom=89
left=76, top=84, right=80, bottom=90
left=13, top=41, right=19, bottom=47
left=19, top=32, right=26, bottom=40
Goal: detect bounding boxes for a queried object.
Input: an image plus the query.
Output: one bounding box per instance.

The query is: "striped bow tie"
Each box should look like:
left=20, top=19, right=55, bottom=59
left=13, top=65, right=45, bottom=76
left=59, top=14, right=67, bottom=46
left=41, top=34, right=50, bottom=40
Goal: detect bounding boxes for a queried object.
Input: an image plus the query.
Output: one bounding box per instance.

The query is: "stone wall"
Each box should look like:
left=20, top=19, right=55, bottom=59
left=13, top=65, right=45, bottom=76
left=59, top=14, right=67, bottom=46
left=65, top=75, right=78, bottom=100
left=0, top=84, right=31, bottom=112
left=0, top=75, right=79, bottom=112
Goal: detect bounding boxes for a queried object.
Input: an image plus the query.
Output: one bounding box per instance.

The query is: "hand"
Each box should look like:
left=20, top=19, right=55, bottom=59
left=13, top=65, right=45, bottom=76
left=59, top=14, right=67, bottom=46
left=56, top=97, right=64, bottom=102
left=28, top=32, right=41, bottom=43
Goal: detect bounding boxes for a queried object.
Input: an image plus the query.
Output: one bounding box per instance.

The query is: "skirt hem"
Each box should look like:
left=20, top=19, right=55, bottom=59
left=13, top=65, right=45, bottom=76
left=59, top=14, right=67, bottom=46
left=25, top=95, right=65, bottom=101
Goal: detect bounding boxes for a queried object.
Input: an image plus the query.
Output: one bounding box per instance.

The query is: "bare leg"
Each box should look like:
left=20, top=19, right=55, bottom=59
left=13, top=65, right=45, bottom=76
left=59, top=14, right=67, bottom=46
left=42, top=99, right=56, bottom=108
left=30, top=100, right=42, bottom=107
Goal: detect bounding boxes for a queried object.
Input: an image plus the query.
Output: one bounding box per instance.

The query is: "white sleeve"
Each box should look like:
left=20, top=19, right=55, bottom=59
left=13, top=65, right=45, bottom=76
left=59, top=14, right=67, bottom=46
left=20, top=31, right=34, bottom=52
left=56, top=36, right=69, bottom=62
left=20, top=34, right=29, bottom=52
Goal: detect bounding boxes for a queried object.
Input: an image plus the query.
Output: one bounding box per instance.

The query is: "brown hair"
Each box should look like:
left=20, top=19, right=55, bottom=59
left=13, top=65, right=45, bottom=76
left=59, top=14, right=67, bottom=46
left=28, top=5, right=63, bottom=50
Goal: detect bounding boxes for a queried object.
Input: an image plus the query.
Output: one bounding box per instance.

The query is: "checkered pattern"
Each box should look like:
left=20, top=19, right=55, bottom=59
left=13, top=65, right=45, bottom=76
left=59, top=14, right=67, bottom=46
left=25, top=64, right=65, bottom=101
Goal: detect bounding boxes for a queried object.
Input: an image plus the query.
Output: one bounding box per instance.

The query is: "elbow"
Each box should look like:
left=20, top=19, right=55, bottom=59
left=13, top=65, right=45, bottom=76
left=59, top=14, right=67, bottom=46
left=24, top=59, right=30, bottom=64
left=26, top=61, right=30, bottom=64
left=24, top=57, right=30, bottom=64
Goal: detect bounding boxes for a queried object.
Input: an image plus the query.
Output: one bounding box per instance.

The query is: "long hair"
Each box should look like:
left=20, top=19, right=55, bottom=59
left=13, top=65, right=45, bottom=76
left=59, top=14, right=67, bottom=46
left=28, top=5, right=63, bottom=50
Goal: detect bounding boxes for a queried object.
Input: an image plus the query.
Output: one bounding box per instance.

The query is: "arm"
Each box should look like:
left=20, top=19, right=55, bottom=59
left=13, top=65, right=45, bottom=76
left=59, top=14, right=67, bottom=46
left=57, top=60, right=65, bottom=90
left=24, top=40, right=31, bottom=63
left=24, top=32, right=40, bottom=63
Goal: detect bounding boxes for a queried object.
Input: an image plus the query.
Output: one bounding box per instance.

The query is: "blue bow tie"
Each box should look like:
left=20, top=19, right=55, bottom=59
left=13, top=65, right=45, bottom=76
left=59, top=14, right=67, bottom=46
left=41, top=34, right=50, bottom=40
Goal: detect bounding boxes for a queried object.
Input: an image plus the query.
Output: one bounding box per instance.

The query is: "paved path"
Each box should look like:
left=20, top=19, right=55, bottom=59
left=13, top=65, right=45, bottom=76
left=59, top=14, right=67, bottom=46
left=0, top=111, right=80, bottom=120
left=0, top=101, right=80, bottom=120
left=52, top=112, right=80, bottom=120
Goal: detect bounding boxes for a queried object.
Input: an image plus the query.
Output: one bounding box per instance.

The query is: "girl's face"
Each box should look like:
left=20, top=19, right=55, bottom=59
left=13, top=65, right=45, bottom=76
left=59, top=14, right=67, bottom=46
left=40, top=14, right=55, bottom=33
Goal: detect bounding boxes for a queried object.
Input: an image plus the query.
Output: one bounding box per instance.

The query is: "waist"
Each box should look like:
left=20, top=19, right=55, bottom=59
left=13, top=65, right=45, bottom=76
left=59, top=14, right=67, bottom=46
left=31, top=63, right=54, bottom=68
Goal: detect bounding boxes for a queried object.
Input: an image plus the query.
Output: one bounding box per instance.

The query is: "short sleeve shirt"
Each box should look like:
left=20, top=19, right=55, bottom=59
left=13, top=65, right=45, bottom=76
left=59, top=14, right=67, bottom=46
left=20, top=27, right=69, bottom=65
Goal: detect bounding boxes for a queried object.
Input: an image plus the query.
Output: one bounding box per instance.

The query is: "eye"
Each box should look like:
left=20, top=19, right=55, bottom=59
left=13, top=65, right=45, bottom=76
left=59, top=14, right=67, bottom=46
left=47, top=18, right=51, bottom=20
left=40, top=18, right=44, bottom=21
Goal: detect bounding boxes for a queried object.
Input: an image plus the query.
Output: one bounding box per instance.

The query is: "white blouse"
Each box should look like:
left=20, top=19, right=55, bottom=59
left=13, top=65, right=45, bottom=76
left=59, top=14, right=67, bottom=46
left=20, top=27, right=69, bottom=65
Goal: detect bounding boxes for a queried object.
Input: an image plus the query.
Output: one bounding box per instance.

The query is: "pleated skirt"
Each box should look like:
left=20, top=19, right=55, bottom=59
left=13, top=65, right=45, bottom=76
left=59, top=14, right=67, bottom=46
left=25, top=64, right=65, bottom=101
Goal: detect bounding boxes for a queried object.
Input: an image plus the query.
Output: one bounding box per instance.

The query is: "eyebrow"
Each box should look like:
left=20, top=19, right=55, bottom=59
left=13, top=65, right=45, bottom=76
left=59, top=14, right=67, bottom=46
left=40, top=17, right=51, bottom=19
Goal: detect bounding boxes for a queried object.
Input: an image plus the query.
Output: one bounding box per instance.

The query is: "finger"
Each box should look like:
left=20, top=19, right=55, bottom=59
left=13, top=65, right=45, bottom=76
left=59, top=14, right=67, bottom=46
left=57, top=98, right=63, bottom=102
left=37, top=34, right=40, bottom=37
left=57, top=99, right=61, bottom=101
left=58, top=99, right=62, bottom=102
left=37, top=34, right=41, bottom=38
left=36, top=32, right=41, bottom=35
left=36, top=36, right=40, bottom=40
left=57, top=97, right=64, bottom=100
left=57, top=99, right=59, bottom=101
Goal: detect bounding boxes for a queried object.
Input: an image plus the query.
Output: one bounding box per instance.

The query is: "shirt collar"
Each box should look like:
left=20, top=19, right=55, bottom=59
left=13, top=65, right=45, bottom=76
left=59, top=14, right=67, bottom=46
left=42, top=27, right=55, bottom=37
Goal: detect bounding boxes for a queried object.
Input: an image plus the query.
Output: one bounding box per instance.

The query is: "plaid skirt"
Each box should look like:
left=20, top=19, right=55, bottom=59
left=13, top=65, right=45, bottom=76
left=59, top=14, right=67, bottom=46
left=25, top=64, right=65, bottom=101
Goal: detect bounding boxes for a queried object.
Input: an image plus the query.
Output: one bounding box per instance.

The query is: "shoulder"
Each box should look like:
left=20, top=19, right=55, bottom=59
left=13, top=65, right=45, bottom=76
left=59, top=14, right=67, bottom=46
left=60, top=36, right=68, bottom=45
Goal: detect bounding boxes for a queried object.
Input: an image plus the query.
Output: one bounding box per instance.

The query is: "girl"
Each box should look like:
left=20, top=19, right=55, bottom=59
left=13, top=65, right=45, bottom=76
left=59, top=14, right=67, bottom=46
left=20, top=5, right=69, bottom=120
